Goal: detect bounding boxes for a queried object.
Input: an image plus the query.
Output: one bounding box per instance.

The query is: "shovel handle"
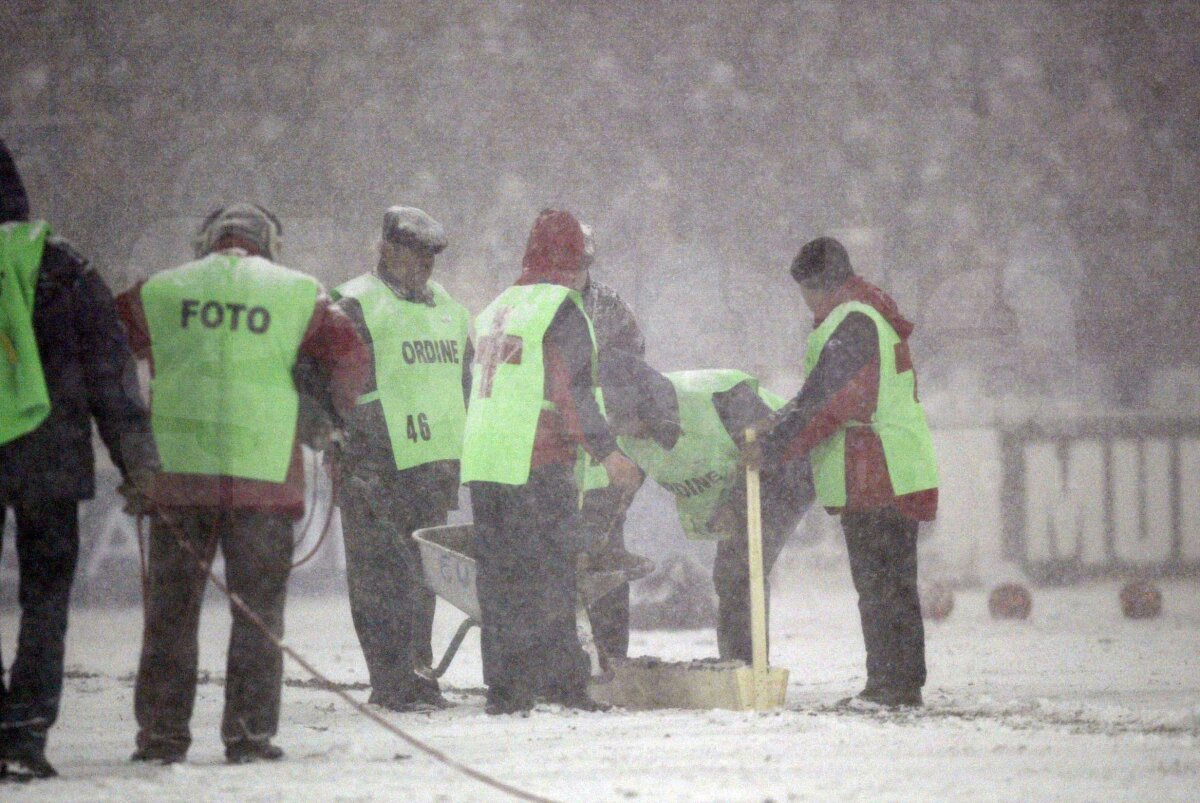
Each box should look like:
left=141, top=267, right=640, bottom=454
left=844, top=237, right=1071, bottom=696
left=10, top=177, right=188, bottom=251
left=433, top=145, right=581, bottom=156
left=744, top=429, right=770, bottom=702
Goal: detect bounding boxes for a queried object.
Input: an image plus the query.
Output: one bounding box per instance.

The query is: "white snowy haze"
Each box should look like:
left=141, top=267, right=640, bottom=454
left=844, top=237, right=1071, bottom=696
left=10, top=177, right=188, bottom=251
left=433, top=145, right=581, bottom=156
left=2, top=1, right=1199, bottom=801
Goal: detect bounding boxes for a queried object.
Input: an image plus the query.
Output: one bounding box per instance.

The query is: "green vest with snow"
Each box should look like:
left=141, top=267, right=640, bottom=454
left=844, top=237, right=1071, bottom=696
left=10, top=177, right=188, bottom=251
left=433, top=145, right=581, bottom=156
left=618, top=369, right=785, bottom=540
left=460, top=283, right=604, bottom=487
left=0, top=221, right=51, bottom=446
left=805, top=301, right=938, bottom=508
left=333, top=275, right=470, bottom=471
left=142, top=252, right=320, bottom=482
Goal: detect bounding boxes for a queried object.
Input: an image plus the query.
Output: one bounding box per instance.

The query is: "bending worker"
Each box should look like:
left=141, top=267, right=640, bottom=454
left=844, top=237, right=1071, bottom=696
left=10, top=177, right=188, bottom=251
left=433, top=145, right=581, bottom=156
left=331, top=207, right=472, bottom=712
left=744, top=237, right=938, bottom=709
left=117, top=204, right=367, bottom=763
left=600, top=353, right=813, bottom=663
left=461, top=209, right=641, bottom=715
left=0, top=141, right=156, bottom=780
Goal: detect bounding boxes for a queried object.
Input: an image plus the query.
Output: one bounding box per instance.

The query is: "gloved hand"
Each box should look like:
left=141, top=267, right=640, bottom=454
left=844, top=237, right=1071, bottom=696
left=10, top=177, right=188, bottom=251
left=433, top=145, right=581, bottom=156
left=118, top=469, right=156, bottom=516
left=705, top=500, right=739, bottom=537
left=601, top=451, right=642, bottom=493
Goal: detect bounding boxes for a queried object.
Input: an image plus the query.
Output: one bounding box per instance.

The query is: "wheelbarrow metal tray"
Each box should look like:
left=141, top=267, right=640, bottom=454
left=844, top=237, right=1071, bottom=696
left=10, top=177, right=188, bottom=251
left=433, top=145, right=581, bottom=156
left=414, top=524, right=644, bottom=621
left=414, top=524, right=481, bottom=622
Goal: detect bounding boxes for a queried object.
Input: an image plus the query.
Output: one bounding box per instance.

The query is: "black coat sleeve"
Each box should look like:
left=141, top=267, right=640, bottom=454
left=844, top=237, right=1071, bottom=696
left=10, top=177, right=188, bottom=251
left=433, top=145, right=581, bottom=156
left=712, top=381, right=775, bottom=445
left=760, top=311, right=878, bottom=466
left=61, top=244, right=157, bottom=478
left=461, top=336, right=474, bottom=406
left=545, top=300, right=618, bottom=461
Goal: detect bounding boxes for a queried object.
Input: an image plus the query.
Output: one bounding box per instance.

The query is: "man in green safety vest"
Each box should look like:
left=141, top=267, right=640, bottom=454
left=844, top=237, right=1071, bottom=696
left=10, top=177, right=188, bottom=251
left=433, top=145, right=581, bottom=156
left=744, top=237, right=938, bottom=709
left=599, top=354, right=814, bottom=663
left=117, top=204, right=368, bottom=764
left=331, top=206, right=471, bottom=712
left=0, top=141, right=156, bottom=780
left=461, top=209, right=641, bottom=715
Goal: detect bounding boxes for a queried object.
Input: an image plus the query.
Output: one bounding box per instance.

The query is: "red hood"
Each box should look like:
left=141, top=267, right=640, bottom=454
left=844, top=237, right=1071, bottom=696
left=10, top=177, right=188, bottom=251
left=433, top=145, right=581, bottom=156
left=814, top=276, right=914, bottom=340
left=516, top=209, right=586, bottom=287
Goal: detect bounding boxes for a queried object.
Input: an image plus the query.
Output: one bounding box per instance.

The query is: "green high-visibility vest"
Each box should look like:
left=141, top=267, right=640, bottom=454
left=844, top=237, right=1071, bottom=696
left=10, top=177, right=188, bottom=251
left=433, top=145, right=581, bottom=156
left=460, top=283, right=604, bottom=487
left=618, top=369, right=784, bottom=540
left=142, top=252, right=320, bottom=482
left=805, top=301, right=938, bottom=508
left=332, top=275, right=470, bottom=471
left=0, top=221, right=51, bottom=446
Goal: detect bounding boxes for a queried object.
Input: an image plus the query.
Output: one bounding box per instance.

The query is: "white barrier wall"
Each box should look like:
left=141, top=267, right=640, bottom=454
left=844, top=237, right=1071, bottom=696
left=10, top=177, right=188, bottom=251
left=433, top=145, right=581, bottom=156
left=1005, top=421, right=1200, bottom=580
left=921, top=428, right=1006, bottom=585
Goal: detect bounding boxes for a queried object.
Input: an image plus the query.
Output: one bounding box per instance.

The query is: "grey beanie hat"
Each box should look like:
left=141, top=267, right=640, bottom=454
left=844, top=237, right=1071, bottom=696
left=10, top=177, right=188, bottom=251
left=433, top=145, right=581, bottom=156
left=382, top=206, right=447, bottom=253
left=193, top=203, right=282, bottom=261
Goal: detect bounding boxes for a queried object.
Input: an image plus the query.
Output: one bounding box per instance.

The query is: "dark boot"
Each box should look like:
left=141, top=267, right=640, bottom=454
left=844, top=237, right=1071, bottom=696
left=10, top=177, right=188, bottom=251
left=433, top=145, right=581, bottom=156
left=484, top=687, right=534, bottom=716
left=836, top=686, right=923, bottom=710
left=130, top=743, right=187, bottom=765
left=225, top=739, right=284, bottom=764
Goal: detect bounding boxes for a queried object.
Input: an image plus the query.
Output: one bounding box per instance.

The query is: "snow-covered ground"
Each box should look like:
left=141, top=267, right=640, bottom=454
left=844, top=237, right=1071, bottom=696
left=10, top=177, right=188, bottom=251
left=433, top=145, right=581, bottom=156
left=3, top=566, right=1198, bottom=802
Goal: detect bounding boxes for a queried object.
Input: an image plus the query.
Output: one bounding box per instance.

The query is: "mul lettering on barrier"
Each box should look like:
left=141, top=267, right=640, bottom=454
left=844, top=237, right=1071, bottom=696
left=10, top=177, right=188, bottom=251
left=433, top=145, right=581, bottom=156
left=1001, top=418, right=1200, bottom=581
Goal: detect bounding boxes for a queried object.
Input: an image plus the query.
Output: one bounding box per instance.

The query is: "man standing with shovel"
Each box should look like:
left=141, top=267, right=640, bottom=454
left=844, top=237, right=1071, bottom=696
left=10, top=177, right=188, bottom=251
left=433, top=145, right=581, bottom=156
left=743, top=237, right=938, bottom=709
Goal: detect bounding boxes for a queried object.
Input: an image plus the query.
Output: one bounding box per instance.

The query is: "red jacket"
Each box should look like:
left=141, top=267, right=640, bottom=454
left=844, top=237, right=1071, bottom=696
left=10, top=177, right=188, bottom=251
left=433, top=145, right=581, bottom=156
left=513, top=210, right=617, bottom=470
left=762, top=276, right=937, bottom=521
left=116, top=254, right=368, bottom=519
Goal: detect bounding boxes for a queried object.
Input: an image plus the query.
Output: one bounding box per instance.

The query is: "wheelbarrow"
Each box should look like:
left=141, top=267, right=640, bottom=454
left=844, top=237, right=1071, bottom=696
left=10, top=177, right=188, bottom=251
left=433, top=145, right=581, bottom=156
left=412, top=523, right=654, bottom=679
left=414, top=437, right=789, bottom=712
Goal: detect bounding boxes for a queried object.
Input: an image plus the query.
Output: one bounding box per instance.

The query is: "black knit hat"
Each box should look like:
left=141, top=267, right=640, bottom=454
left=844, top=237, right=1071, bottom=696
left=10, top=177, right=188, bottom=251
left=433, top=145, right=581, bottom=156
left=790, top=236, right=854, bottom=288
left=0, top=139, right=31, bottom=224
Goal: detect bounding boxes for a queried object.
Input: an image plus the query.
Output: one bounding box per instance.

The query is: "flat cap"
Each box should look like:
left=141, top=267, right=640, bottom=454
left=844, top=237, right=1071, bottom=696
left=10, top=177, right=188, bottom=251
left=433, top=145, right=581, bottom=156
left=382, top=206, right=447, bottom=253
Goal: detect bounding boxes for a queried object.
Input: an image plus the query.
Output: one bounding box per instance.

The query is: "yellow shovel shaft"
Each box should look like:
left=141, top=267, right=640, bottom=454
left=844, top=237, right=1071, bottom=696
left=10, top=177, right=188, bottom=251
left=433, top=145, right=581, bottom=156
left=744, top=429, right=770, bottom=708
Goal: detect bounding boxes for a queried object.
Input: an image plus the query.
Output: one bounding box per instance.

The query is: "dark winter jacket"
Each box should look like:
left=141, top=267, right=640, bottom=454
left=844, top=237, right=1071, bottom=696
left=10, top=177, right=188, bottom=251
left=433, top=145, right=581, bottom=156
left=333, top=269, right=473, bottom=514
left=582, top=279, right=645, bottom=359
left=0, top=237, right=156, bottom=502
left=760, top=276, right=937, bottom=521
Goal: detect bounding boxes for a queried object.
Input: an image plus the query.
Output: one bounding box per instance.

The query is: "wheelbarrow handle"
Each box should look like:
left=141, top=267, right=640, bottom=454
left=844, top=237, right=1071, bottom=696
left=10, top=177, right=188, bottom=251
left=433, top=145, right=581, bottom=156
left=427, top=617, right=479, bottom=680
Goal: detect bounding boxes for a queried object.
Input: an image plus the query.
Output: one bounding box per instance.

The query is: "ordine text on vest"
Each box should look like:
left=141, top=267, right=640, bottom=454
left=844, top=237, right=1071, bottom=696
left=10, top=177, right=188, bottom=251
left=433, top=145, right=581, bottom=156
left=401, top=339, right=461, bottom=365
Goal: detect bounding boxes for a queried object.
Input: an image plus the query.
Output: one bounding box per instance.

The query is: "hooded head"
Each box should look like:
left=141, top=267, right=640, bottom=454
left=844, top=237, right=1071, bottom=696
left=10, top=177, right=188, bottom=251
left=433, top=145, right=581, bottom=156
left=192, top=203, right=282, bottom=261
left=517, top=209, right=587, bottom=288
left=0, top=140, right=31, bottom=224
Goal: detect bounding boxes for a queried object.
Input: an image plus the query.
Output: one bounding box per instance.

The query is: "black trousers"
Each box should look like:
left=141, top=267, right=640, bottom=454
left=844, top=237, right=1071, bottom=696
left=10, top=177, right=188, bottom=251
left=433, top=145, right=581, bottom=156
left=0, top=498, right=78, bottom=754
left=134, top=509, right=293, bottom=754
left=471, top=466, right=589, bottom=703
left=580, top=484, right=634, bottom=660
left=339, top=477, right=446, bottom=700
left=842, top=507, right=926, bottom=692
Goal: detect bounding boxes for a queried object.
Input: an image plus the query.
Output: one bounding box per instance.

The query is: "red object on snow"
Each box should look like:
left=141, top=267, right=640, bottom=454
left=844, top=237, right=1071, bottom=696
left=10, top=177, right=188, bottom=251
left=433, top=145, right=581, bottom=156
left=989, top=582, right=1032, bottom=620
left=919, top=580, right=954, bottom=621
left=1119, top=580, right=1162, bottom=619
